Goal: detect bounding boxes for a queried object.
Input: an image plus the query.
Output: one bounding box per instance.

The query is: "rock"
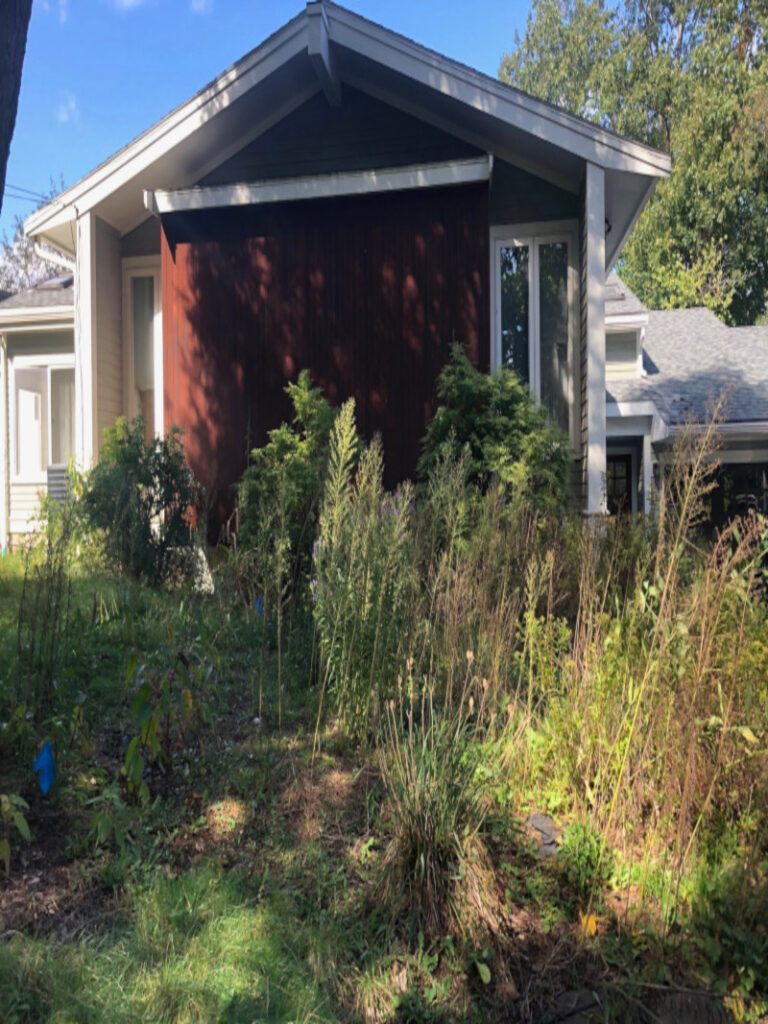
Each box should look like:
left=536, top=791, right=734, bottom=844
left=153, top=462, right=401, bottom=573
left=526, top=812, right=564, bottom=858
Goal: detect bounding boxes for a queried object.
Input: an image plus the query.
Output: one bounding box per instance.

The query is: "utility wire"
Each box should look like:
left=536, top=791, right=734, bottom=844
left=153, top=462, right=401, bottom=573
left=6, top=183, right=47, bottom=201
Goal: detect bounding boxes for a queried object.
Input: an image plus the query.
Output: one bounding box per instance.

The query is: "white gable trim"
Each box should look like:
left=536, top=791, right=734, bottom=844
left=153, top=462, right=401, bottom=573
left=24, top=12, right=309, bottom=238
left=325, top=3, right=670, bottom=178
left=144, top=156, right=492, bottom=214
left=26, top=2, right=668, bottom=243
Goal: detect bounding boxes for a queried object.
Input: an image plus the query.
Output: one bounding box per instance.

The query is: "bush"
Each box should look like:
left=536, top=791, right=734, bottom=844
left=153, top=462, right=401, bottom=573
left=418, top=345, right=570, bottom=511
left=80, top=417, right=199, bottom=584
left=238, top=370, right=338, bottom=599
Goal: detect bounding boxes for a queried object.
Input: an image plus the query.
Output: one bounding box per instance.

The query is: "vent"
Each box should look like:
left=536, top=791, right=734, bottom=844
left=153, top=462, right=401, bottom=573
left=46, top=464, right=69, bottom=505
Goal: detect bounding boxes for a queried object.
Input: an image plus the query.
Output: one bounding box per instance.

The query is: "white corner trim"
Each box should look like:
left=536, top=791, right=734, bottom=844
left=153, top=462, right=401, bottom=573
left=144, top=156, right=492, bottom=214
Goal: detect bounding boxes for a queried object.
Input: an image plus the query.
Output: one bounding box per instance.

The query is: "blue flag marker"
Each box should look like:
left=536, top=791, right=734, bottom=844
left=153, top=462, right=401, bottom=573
left=34, top=741, right=55, bottom=795
left=254, top=595, right=264, bottom=617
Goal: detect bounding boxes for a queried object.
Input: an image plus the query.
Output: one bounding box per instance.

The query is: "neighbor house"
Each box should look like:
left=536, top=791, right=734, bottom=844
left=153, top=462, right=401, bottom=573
left=605, top=275, right=768, bottom=519
left=0, top=0, right=673, bottom=545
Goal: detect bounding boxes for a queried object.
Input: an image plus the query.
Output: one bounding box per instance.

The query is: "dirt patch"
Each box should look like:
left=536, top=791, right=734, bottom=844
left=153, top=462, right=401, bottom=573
left=277, top=761, right=378, bottom=847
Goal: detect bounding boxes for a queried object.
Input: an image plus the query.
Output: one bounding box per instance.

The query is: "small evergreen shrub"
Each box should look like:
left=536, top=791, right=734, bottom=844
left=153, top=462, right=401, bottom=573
left=80, top=417, right=199, bottom=584
left=419, top=345, right=570, bottom=511
left=238, top=370, right=338, bottom=596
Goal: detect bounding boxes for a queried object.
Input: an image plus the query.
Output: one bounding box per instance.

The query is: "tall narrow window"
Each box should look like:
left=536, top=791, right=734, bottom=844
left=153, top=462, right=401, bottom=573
left=132, top=275, right=155, bottom=439
left=500, top=245, right=530, bottom=381
left=50, top=367, right=75, bottom=465
left=538, top=241, right=569, bottom=434
left=492, top=226, right=574, bottom=438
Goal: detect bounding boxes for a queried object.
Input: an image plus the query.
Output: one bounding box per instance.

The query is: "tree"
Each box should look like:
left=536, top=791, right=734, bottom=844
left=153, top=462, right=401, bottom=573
left=0, top=1, right=34, bottom=220
left=0, top=212, right=63, bottom=295
left=500, top=0, right=768, bottom=325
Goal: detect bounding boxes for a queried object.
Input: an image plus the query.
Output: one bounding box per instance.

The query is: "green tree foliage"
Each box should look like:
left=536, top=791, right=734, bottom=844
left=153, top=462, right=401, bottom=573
left=418, top=345, right=570, bottom=510
left=500, top=0, right=768, bottom=325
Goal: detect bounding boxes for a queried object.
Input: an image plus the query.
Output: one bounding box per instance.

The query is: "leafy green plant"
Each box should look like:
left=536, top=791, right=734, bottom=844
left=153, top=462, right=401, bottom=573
left=239, top=370, right=337, bottom=584
left=123, top=646, right=215, bottom=804
left=0, top=793, right=31, bottom=873
left=418, top=345, right=570, bottom=511
left=559, top=821, right=614, bottom=904
left=80, top=417, right=200, bottom=584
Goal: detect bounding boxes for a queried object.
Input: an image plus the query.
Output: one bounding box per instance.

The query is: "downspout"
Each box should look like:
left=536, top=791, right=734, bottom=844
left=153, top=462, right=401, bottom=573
left=0, top=334, right=9, bottom=554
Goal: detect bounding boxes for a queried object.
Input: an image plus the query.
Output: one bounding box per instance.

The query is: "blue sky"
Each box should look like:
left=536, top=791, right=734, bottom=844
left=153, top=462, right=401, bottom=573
left=2, top=0, right=531, bottom=241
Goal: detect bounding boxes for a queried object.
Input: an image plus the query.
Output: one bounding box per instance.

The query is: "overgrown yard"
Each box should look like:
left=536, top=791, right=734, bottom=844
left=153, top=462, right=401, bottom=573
left=1, top=360, right=768, bottom=1023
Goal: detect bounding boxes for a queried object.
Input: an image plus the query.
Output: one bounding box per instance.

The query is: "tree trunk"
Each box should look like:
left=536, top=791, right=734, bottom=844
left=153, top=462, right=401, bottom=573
left=0, top=0, right=34, bottom=220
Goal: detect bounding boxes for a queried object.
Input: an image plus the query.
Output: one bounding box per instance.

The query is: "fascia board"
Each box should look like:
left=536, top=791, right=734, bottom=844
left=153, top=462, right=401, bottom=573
left=605, top=312, right=649, bottom=328
left=145, top=156, right=492, bottom=213
left=326, top=5, right=671, bottom=178
left=24, top=13, right=309, bottom=238
left=0, top=308, right=75, bottom=329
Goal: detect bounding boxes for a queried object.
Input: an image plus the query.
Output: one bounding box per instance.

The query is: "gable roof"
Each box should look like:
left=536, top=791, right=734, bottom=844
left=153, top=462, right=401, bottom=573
left=25, top=1, right=669, bottom=266
left=607, top=304, right=768, bottom=425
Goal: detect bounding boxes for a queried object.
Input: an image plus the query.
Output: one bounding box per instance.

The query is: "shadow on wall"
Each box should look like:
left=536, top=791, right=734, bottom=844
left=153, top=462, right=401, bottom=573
left=162, top=187, right=489, bottom=535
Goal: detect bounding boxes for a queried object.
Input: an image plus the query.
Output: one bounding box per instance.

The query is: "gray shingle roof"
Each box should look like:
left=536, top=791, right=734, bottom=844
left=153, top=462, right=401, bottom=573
left=0, top=276, right=74, bottom=311
left=605, top=273, right=647, bottom=317
left=607, top=302, right=768, bottom=424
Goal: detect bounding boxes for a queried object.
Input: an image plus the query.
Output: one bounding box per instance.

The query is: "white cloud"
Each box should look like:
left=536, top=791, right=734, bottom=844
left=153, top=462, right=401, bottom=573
left=190, top=0, right=212, bottom=11
left=37, top=0, right=68, bottom=23
left=56, top=90, right=80, bottom=125
left=113, top=0, right=150, bottom=9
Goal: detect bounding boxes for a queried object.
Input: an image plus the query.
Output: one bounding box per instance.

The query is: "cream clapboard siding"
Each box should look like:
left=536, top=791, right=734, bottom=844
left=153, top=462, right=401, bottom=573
left=606, top=331, right=639, bottom=379
left=94, top=216, right=123, bottom=445
left=9, top=482, right=45, bottom=536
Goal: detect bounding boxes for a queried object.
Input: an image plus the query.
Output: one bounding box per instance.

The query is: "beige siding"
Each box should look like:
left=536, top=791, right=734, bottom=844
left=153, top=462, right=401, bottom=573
left=94, top=216, right=123, bottom=447
left=9, top=482, right=44, bottom=535
left=606, top=331, right=639, bottom=379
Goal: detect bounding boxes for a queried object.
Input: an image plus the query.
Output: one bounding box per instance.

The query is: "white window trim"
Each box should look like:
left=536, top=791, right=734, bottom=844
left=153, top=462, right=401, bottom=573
left=490, top=220, right=578, bottom=447
left=10, top=356, right=75, bottom=484
left=122, top=256, right=163, bottom=439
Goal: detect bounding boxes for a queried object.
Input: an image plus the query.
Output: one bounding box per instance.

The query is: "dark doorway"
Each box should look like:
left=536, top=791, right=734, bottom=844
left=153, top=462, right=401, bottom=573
left=607, top=453, right=632, bottom=516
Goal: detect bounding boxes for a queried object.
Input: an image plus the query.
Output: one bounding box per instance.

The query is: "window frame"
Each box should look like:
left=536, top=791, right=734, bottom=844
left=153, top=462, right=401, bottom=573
left=122, top=256, right=163, bottom=438
left=10, top=353, right=76, bottom=483
left=490, top=220, right=578, bottom=447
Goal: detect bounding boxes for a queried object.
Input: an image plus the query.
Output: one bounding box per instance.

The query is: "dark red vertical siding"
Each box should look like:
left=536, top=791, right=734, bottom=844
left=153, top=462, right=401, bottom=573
left=162, top=183, right=490, bottom=524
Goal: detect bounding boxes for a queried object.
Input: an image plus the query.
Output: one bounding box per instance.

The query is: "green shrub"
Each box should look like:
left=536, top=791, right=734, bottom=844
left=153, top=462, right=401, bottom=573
left=418, top=345, right=570, bottom=511
left=559, top=821, right=613, bottom=904
left=238, top=371, right=338, bottom=593
left=80, top=417, right=199, bottom=584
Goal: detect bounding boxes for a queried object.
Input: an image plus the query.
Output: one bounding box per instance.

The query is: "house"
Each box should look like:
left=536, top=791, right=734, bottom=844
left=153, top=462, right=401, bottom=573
left=0, top=276, right=75, bottom=546
left=1, top=1, right=672, bottom=544
left=606, top=275, right=768, bottom=519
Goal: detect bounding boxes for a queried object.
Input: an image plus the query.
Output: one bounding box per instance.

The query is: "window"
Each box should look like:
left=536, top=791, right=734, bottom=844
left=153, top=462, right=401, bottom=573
left=123, top=259, right=162, bottom=441
left=12, top=361, right=75, bottom=481
left=491, top=223, right=576, bottom=437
